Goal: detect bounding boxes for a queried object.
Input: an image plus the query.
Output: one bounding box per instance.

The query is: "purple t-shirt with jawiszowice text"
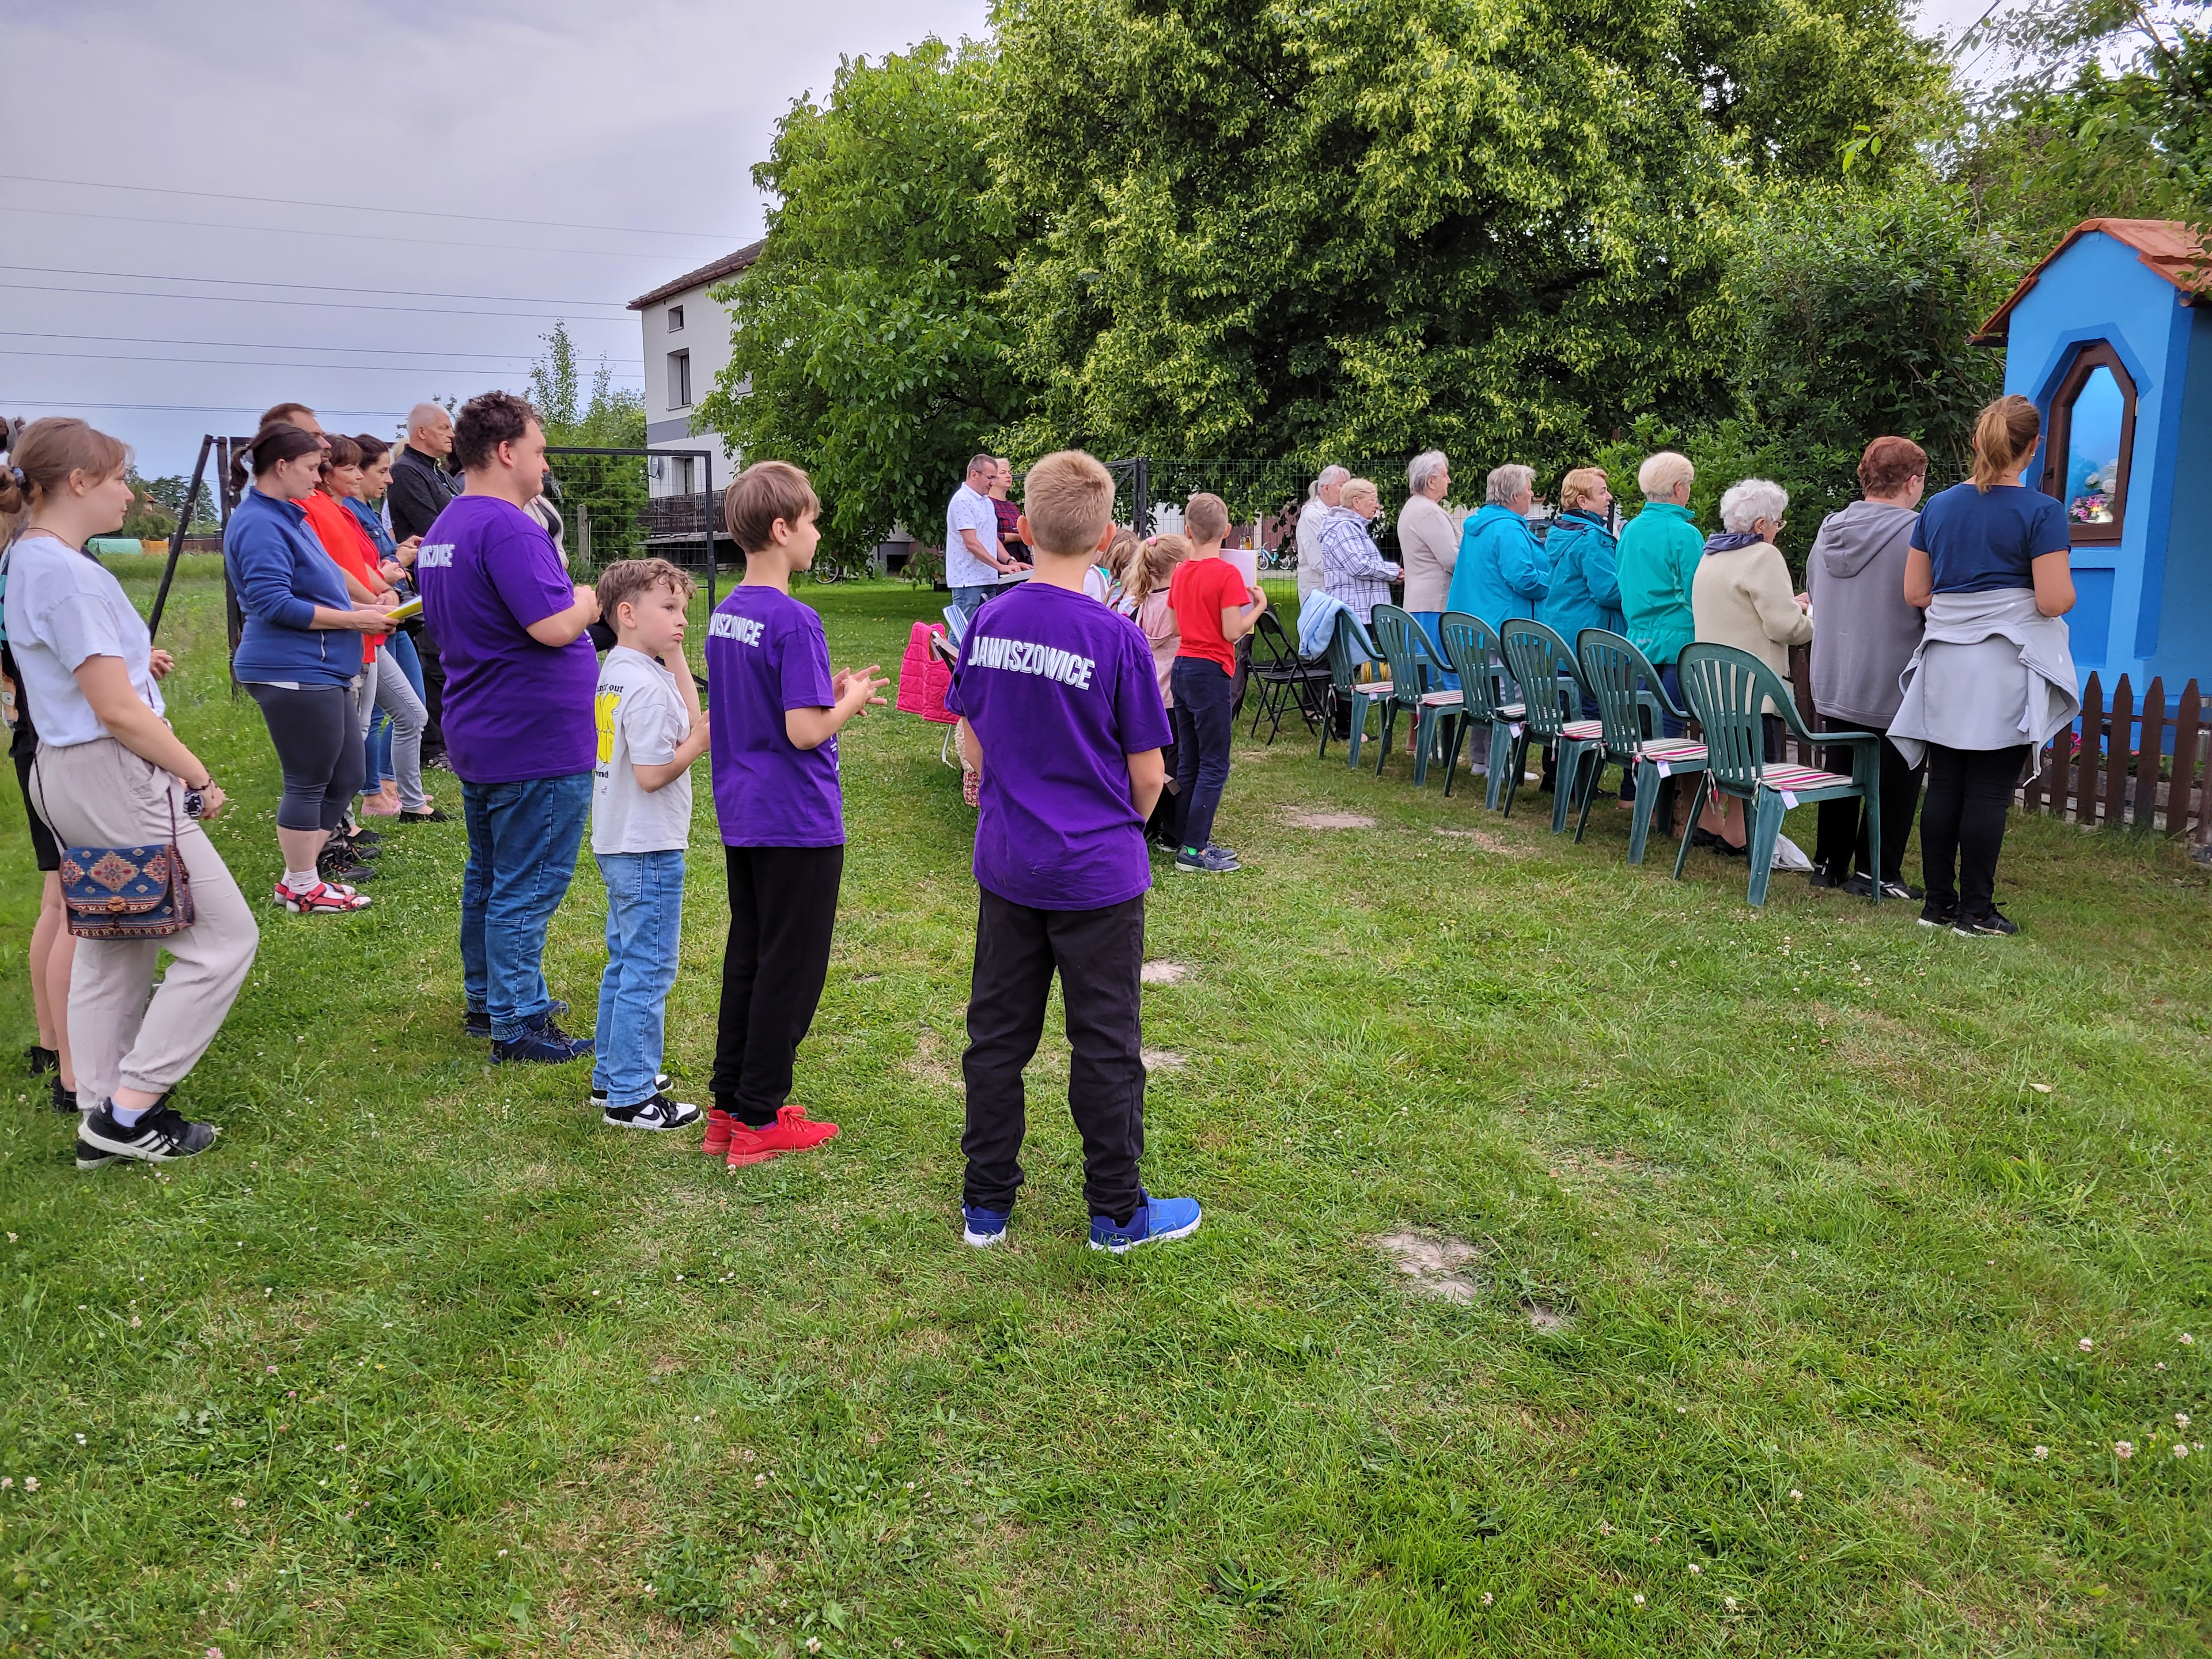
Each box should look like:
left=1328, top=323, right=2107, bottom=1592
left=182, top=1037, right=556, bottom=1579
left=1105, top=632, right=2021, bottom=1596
left=945, top=581, right=1173, bottom=911
left=705, top=585, right=843, bottom=847
left=416, top=493, right=596, bottom=783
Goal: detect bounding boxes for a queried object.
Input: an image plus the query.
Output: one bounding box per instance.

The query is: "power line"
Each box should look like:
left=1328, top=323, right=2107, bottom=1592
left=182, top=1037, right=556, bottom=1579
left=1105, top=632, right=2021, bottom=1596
left=0, top=329, right=633, bottom=361
left=6, top=400, right=412, bottom=416
left=0, top=201, right=696, bottom=262
left=0, top=279, right=639, bottom=324
left=0, top=173, right=748, bottom=242
left=0, top=347, right=642, bottom=377
left=0, top=263, right=632, bottom=309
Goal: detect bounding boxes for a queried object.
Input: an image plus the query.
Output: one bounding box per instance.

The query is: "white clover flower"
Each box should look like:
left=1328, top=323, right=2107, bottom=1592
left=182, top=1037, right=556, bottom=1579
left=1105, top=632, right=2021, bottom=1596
left=1632, top=1593, right=1646, bottom=1606
left=807, top=1640, right=822, bottom=1654
left=1480, top=1592, right=1494, bottom=1605
left=1, top=1477, right=12, bottom=1489
left=2175, top=1444, right=2190, bottom=1460
left=1688, top=1563, right=1702, bottom=1575
left=230, top=1495, right=245, bottom=1508
left=2181, top=1332, right=2195, bottom=1346
left=22, top=1478, right=35, bottom=1491
left=2032, top=1446, right=2049, bottom=1459
left=1725, top=1595, right=1738, bottom=1610
left=73, top=1434, right=84, bottom=1445
left=1788, top=1489, right=1802, bottom=1502
left=2078, top=1338, right=2093, bottom=1352
left=2115, top=1441, right=2135, bottom=1460
left=2177, top=1414, right=2191, bottom=1430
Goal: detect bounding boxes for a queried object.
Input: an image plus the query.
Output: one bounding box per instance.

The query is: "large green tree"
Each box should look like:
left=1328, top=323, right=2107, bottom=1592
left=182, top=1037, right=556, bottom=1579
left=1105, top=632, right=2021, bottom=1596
left=696, top=39, right=1017, bottom=553
left=988, top=0, right=1946, bottom=479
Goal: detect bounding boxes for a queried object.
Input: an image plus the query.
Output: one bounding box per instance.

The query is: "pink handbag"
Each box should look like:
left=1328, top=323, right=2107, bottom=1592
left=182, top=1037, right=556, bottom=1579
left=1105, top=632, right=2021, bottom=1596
left=896, top=621, right=956, bottom=725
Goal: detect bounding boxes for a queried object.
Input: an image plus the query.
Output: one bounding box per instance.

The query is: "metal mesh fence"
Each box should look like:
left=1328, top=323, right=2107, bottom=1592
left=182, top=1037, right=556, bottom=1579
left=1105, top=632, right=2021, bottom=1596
left=543, top=447, right=718, bottom=584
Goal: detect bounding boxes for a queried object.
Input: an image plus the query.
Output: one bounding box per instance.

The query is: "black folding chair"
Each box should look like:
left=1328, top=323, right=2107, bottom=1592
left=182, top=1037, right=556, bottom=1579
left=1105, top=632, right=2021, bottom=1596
left=1247, top=607, right=1331, bottom=743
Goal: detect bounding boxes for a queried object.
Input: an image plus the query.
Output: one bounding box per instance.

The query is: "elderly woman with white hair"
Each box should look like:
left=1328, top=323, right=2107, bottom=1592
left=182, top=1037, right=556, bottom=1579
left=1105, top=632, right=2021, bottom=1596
left=1296, top=464, right=1351, bottom=603
left=1397, top=450, right=1459, bottom=669
left=1316, top=476, right=1400, bottom=623
left=1689, top=477, right=1812, bottom=850
left=1445, top=462, right=1546, bottom=630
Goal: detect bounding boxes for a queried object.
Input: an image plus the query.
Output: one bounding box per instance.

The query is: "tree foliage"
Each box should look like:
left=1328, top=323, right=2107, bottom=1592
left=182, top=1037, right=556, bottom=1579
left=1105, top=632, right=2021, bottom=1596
left=696, top=39, right=1017, bottom=552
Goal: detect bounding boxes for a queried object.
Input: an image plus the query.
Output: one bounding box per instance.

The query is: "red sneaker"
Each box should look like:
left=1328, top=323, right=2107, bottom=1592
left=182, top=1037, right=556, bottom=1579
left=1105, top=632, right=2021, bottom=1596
left=725, top=1104, right=840, bottom=1169
left=701, top=1107, right=739, bottom=1158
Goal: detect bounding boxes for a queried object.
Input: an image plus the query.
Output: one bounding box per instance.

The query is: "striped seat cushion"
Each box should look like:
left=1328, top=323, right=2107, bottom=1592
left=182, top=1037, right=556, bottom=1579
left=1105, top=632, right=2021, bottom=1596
left=1641, top=738, right=1707, bottom=762
left=1354, top=681, right=1395, bottom=698
left=1419, top=690, right=1464, bottom=707
left=1494, top=702, right=1526, bottom=718
left=1560, top=719, right=1605, bottom=740
left=1762, top=764, right=1854, bottom=792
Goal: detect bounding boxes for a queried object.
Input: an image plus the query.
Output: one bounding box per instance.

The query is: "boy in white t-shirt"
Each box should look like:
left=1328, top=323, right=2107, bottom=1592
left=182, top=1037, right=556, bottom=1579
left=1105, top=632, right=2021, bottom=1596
left=589, top=558, right=711, bottom=1130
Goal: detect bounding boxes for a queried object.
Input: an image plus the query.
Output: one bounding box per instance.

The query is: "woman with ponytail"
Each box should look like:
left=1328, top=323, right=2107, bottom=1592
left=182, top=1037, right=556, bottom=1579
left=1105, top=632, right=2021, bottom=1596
left=1113, top=532, right=1189, bottom=847
left=2, top=418, right=255, bottom=1165
left=223, top=422, right=394, bottom=913
left=1892, top=395, right=2080, bottom=937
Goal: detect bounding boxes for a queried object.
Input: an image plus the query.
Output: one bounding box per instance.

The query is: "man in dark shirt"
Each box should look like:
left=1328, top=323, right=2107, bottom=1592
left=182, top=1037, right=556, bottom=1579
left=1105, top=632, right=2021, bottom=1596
left=389, top=402, right=460, bottom=765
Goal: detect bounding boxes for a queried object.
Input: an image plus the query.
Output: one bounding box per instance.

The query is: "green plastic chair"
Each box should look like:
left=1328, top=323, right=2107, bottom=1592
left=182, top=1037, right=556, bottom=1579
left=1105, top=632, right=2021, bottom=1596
left=1430, top=611, right=1521, bottom=810
left=1369, top=604, right=1461, bottom=786
left=1318, top=610, right=1394, bottom=770
left=1497, top=618, right=1603, bottom=833
left=1672, top=643, right=1885, bottom=906
left=1574, top=628, right=1711, bottom=865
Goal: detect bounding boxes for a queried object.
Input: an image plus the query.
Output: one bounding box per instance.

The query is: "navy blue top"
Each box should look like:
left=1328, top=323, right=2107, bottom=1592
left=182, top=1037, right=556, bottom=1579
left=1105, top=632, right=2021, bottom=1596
left=1911, top=482, right=2070, bottom=594
left=224, top=488, right=362, bottom=687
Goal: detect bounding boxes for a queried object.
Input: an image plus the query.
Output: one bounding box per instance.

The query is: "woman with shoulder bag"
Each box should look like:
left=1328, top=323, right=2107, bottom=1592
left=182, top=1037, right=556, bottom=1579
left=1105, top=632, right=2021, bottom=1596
left=1, top=418, right=256, bottom=1165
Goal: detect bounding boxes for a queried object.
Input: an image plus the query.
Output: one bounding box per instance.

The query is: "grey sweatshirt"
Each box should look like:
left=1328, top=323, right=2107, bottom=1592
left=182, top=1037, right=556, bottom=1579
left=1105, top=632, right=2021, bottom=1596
left=1805, top=499, right=1922, bottom=728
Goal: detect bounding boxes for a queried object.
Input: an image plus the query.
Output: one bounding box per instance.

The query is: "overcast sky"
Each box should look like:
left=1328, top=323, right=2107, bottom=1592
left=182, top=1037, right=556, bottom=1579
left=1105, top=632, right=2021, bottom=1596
left=6, top=0, right=1995, bottom=482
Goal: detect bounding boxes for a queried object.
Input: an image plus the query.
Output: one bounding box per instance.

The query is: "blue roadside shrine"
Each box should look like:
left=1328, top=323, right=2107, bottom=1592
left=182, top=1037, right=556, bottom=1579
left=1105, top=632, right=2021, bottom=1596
left=1971, top=217, right=2212, bottom=698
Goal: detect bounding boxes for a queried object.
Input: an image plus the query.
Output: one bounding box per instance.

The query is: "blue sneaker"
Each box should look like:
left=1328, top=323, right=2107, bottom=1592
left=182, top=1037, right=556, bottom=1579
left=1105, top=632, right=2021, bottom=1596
left=492, top=1014, right=593, bottom=1065
left=1089, top=1192, right=1202, bottom=1253
left=962, top=1205, right=1012, bottom=1248
left=1173, top=847, right=1240, bottom=875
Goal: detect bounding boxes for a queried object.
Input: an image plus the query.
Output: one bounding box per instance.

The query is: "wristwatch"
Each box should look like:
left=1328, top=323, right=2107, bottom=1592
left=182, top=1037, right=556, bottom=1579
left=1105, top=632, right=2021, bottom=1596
left=181, top=779, right=211, bottom=819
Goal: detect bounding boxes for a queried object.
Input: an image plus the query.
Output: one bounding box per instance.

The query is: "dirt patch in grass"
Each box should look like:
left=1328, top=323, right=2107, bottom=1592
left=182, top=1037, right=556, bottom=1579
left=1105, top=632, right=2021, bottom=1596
left=1286, top=809, right=1377, bottom=830
left=1524, top=1300, right=1570, bottom=1333
left=1376, top=1230, right=1484, bottom=1302
left=1141, top=1049, right=1187, bottom=1071
left=1140, top=960, right=1191, bottom=985
left=903, top=1027, right=959, bottom=1089
left=1433, top=827, right=1531, bottom=857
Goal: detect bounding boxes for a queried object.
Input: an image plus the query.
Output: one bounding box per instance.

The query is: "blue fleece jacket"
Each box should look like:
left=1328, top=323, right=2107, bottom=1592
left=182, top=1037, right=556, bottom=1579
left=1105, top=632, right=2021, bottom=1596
left=224, top=488, right=362, bottom=687
left=1445, top=502, right=1548, bottom=629
left=1536, top=509, right=1625, bottom=647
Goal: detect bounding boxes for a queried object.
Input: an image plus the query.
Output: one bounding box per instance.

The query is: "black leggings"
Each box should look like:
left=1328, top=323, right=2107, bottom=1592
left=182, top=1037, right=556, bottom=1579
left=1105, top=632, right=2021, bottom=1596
left=1919, top=743, right=2028, bottom=917
left=246, top=682, right=362, bottom=834
left=713, top=843, right=844, bottom=1125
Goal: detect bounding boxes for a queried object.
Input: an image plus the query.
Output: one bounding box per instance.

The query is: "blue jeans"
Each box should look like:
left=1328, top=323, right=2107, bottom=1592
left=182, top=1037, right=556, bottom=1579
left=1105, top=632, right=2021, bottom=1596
left=460, top=772, right=591, bottom=1041
left=1409, top=611, right=1457, bottom=690
left=365, top=631, right=426, bottom=789
left=592, top=850, right=685, bottom=1108
left=1171, top=656, right=1236, bottom=853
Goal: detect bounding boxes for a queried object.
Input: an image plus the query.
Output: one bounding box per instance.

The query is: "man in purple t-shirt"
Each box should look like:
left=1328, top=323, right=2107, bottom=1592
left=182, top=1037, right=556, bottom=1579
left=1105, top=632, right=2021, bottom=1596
left=944, top=449, right=1200, bottom=1255
left=418, top=392, right=602, bottom=1062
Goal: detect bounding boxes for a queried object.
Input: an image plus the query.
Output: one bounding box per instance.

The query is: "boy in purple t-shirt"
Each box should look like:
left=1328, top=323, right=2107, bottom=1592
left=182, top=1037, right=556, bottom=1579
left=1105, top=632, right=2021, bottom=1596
left=700, top=462, right=888, bottom=1169
left=945, top=450, right=1199, bottom=1253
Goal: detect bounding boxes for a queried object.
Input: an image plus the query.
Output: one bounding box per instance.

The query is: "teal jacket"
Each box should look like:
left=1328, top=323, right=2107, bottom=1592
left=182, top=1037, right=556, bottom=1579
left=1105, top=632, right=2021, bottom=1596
left=1445, top=503, right=1548, bottom=629
left=1615, top=501, right=1703, bottom=666
left=1535, top=509, right=1623, bottom=649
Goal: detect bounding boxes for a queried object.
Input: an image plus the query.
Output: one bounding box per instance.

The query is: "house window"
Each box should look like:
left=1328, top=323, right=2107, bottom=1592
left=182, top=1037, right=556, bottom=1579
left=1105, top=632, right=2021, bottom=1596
left=667, top=349, right=692, bottom=410
left=672, top=456, right=695, bottom=494
left=667, top=304, right=684, bottom=333
left=2039, top=341, right=2136, bottom=546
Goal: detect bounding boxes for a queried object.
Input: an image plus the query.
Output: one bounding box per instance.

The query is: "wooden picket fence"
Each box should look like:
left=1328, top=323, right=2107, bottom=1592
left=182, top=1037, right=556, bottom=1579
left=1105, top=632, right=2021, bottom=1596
left=2018, top=674, right=2212, bottom=844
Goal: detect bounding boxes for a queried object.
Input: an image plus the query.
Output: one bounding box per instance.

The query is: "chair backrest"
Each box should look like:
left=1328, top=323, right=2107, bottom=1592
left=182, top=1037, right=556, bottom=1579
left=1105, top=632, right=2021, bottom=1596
left=1325, top=610, right=1375, bottom=695
left=942, top=604, right=969, bottom=648
left=1576, top=627, right=1676, bottom=756
left=1435, top=611, right=1508, bottom=719
left=1251, top=606, right=1300, bottom=670
left=1498, top=618, right=1585, bottom=738
left=1676, top=643, right=1794, bottom=794
left=1369, top=604, right=1426, bottom=701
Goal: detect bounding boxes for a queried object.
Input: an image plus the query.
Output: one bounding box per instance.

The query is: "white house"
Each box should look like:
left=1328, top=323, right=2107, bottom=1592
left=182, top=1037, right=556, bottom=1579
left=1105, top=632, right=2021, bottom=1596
left=627, top=240, right=762, bottom=498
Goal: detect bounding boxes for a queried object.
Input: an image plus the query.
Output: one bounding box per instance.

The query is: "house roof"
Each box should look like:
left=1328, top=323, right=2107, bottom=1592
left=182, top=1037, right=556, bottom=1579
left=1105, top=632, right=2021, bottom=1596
left=1971, top=218, right=2211, bottom=345
left=626, top=239, right=766, bottom=311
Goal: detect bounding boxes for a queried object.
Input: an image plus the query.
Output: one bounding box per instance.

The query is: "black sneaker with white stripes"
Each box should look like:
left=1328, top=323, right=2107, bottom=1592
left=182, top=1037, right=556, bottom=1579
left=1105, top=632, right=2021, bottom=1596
left=75, top=1139, right=121, bottom=1170
left=600, top=1092, right=702, bottom=1131
left=589, top=1074, right=673, bottom=1108
left=77, top=1101, right=219, bottom=1163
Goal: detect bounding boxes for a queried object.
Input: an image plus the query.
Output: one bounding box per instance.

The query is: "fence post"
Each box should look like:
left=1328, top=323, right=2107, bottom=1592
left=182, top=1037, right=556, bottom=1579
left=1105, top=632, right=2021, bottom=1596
left=1132, top=457, right=1150, bottom=536
left=2135, top=676, right=2165, bottom=828
left=2074, top=673, right=2101, bottom=824
left=2178, top=680, right=2205, bottom=838
left=2104, top=675, right=2133, bottom=829
left=148, top=433, right=214, bottom=643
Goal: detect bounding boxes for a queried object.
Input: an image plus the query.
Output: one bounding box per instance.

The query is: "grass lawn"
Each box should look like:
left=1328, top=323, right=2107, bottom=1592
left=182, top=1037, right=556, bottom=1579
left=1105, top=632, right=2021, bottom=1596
left=2, top=566, right=2207, bottom=1657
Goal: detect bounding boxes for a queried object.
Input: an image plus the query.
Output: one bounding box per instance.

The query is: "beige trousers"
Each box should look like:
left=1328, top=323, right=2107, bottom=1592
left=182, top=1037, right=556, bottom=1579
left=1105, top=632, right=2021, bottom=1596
left=28, top=738, right=260, bottom=1107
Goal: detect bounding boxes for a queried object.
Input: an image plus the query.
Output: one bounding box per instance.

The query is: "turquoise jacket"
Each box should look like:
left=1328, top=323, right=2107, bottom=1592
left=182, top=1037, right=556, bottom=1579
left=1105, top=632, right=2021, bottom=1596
left=1535, top=509, right=1623, bottom=649
left=1445, top=503, right=1548, bottom=630
left=1615, top=500, right=1703, bottom=666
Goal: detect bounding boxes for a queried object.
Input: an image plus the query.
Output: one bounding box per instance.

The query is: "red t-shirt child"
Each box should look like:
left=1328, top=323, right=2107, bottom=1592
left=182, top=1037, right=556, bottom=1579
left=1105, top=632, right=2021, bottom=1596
left=1168, top=556, right=1252, bottom=675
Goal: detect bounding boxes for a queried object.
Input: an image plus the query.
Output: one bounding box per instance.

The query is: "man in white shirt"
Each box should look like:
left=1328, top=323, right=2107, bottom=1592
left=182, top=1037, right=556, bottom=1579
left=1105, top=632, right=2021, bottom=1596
left=1296, top=465, right=1349, bottom=602
left=945, top=454, right=1018, bottom=622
